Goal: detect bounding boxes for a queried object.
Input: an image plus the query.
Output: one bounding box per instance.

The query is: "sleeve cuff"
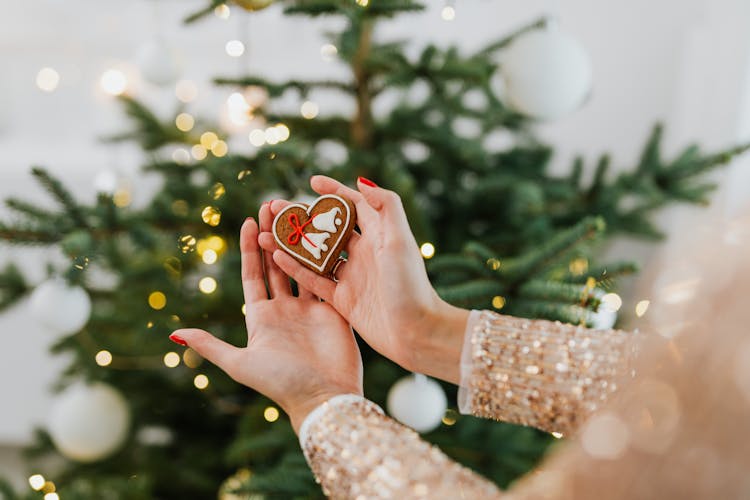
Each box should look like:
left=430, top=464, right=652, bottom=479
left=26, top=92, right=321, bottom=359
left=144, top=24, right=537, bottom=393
left=457, top=309, right=482, bottom=414
left=298, top=394, right=375, bottom=448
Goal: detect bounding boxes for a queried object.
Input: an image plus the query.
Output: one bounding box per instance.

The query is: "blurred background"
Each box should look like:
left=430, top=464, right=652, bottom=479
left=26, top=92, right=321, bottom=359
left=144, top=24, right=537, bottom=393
left=1, top=0, right=749, bottom=495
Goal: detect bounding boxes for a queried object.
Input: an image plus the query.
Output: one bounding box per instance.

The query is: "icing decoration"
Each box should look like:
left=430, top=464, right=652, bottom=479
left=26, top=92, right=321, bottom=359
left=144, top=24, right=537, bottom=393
left=301, top=231, right=331, bottom=259
left=287, top=213, right=316, bottom=247
left=272, top=194, right=357, bottom=277
left=312, top=207, right=343, bottom=233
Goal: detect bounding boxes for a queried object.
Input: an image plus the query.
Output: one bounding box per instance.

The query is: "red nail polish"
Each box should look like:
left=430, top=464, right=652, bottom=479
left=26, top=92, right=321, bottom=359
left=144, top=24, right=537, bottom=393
left=358, top=177, right=377, bottom=188
left=169, top=333, right=188, bottom=346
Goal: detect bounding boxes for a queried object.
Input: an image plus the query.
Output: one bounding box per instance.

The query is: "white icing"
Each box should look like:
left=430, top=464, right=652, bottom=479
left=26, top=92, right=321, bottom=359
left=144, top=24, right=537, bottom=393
left=301, top=232, right=331, bottom=259
left=335, top=218, right=342, bottom=226
left=272, top=195, right=352, bottom=273
left=312, top=207, right=342, bottom=233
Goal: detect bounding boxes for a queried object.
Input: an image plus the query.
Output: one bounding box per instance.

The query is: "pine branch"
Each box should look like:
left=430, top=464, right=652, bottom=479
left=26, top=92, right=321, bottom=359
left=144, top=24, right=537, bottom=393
left=30, top=167, right=87, bottom=227
left=517, top=279, right=602, bottom=308
left=213, top=76, right=354, bottom=96
left=500, top=216, right=605, bottom=281
left=105, top=96, right=195, bottom=151
left=0, top=263, right=29, bottom=312
left=435, top=279, right=506, bottom=305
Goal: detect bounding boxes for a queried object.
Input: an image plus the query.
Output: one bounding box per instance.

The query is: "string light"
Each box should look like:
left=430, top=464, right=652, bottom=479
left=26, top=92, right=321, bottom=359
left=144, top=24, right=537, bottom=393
left=569, top=257, right=588, bottom=276
left=320, top=44, right=338, bottom=61
left=179, top=234, right=197, bottom=253
left=163, top=352, right=180, bottom=368
left=202, top=249, right=218, bottom=264
left=95, top=350, right=113, bottom=367
left=183, top=348, right=202, bottom=368
left=275, top=123, right=290, bottom=141
left=200, top=132, right=219, bottom=149
left=249, top=129, right=265, bottom=147
left=100, top=69, right=127, bottom=96
left=300, top=100, right=319, bottom=119
left=441, top=409, right=457, bottom=426
left=36, top=67, right=60, bottom=92
left=225, top=40, right=245, bottom=57
left=420, top=242, right=435, bottom=259
left=199, top=277, right=218, bottom=294
left=175, top=113, right=194, bottom=132
left=175, top=79, right=198, bottom=103
left=210, top=182, right=226, bottom=200
left=486, top=258, right=501, bottom=270
left=356, top=0, right=369, bottom=5
left=194, top=374, right=209, bottom=389
left=214, top=4, right=231, bottom=19
left=196, top=235, right=226, bottom=256
left=635, top=299, right=650, bottom=317
left=264, top=406, right=280, bottom=422
left=44, top=493, right=59, bottom=500
left=492, top=296, right=506, bottom=309
left=211, top=140, right=228, bottom=157
left=113, top=187, right=132, bottom=207
left=191, top=144, right=208, bottom=160
left=441, top=5, right=456, bottom=21
left=172, top=148, right=191, bottom=164
left=201, top=206, right=222, bottom=226
left=241, top=303, right=246, bottom=315
left=147, top=321, right=154, bottom=329
left=551, top=432, right=564, bottom=439
left=600, top=293, right=623, bottom=312
left=148, top=291, right=167, bottom=310
left=28, top=474, right=45, bottom=490
left=227, top=92, right=252, bottom=126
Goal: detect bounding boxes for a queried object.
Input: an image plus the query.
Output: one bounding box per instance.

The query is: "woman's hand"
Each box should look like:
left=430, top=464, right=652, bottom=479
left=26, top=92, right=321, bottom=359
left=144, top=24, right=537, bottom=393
left=170, top=203, right=363, bottom=433
left=258, top=176, right=469, bottom=384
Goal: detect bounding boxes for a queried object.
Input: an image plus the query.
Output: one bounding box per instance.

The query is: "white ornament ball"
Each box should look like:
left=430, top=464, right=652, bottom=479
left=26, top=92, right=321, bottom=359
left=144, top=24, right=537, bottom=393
left=48, top=382, right=131, bottom=462
left=501, top=28, right=592, bottom=120
left=136, top=38, right=182, bottom=86
left=30, top=278, right=92, bottom=335
left=387, top=374, right=447, bottom=433
left=591, top=306, right=617, bottom=330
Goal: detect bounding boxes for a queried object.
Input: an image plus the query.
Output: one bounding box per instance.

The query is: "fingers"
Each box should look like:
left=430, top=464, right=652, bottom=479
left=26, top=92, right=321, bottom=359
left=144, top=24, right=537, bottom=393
left=170, top=328, right=241, bottom=376
left=259, top=203, right=291, bottom=297
left=272, top=250, right=336, bottom=303
left=240, top=217, right=268, bottom=304
left=310, top=175, right=378, bottom=229
left=356, top=177, right=413, bottom=241
left=297, top=284, right=316, bottom=301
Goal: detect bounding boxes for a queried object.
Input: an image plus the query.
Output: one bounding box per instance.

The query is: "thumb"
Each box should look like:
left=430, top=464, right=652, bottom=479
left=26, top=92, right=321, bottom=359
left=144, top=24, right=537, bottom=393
left=170, top=328, right=241, bottom=375
left=356, top=177, right=413, bottom=240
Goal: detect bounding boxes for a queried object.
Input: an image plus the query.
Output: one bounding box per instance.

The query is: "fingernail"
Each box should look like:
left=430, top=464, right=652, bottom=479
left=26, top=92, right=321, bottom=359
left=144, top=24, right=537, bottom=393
left=358, top=176, right=377, bottom=188
left=246, top=216, right=255, bottom=221
left=169, top=333, right=188, bottom=346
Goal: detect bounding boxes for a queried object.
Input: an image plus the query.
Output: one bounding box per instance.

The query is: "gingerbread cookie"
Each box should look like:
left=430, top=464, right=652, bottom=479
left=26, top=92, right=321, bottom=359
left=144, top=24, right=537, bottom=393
left=272, top=194, right=357, bottom=278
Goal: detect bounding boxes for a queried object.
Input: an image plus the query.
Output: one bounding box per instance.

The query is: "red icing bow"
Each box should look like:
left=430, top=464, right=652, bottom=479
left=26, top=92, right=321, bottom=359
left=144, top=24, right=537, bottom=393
left=287, top=213, right=316, bottom=247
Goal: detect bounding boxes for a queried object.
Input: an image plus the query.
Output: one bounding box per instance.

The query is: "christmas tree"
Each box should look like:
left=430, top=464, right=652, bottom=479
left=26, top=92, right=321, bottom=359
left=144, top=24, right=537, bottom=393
left=1, top=1, right=747, bottom=498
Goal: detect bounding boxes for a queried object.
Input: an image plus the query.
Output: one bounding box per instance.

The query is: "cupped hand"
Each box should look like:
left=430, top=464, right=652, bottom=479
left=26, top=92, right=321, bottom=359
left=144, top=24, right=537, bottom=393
left=258, top=176, right=469, bottom=384
left=170, top=203, right=363, bottom=433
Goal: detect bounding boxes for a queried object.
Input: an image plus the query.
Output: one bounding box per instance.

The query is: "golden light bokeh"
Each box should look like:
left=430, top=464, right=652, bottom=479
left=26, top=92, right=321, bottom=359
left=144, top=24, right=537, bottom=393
left=199, top=276, right=218, bottom=294
left=100, top=69, right=127, bottom=96
left=420, top=242, right=435, bottom=259
left=36, top=67, right=60, bottom=92
left=202, top=249, right=218, bottom=264
left=492, top=296, right=506, bottom=309
left=300, top=100, right=319, bottom=119
left=201, top=206, right=222, bottom=226
left=194, top=374, right=209, bottom=389
left=163, top=352, right=180, bottom=368
left=264, top=406, right=280, bottom=422
left=95, top=350, right=113, bottom=367
left=28, top=474, right=45, bottom=491
left=175, top=113, right=195, bottom=132
left=148, top=291, right=167, bottom=310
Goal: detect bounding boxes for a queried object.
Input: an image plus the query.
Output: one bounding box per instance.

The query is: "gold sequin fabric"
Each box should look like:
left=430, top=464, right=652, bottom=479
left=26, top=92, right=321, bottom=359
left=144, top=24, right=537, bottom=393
left=300, top=395, right=502, bottom=499
left=461, top=310, right=639, bottom=435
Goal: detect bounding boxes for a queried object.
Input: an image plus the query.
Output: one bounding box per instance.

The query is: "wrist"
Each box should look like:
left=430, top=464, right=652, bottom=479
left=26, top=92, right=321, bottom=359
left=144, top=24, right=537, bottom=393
left=408, top=298, right=469, bottom=385
left=288, top=388, right=362, bottom=435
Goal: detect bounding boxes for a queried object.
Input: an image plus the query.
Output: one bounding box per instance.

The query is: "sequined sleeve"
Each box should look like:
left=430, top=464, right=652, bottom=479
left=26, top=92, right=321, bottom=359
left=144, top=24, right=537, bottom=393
left=458, top=310, right=638, bottom=435
left=299, top=394, right=502, bottom=499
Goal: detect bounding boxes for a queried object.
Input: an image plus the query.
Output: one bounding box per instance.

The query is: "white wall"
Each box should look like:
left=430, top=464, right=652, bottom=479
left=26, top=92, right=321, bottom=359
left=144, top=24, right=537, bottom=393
left=1, top=0, right=748, bottom=461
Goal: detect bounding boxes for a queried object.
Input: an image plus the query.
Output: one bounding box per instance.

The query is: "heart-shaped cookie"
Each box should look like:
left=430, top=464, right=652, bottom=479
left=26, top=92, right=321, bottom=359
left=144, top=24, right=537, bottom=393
left=272, top=194, right=357, bottom=278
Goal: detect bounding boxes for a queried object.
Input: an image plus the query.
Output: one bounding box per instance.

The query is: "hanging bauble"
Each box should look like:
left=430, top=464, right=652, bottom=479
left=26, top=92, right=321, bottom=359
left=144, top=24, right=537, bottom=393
left=47, top=382, right=131, bottom=462
left=135, top=38, right=182, bottom=86
left=29, top=278, right=92, bottom=335
left=501, top=27, right=592, bottom=120
left=233, top=0, right=274, bottom=12
left=590, top=306, right=617, bottom=330
left=386, top=373, right=447, bottom=433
